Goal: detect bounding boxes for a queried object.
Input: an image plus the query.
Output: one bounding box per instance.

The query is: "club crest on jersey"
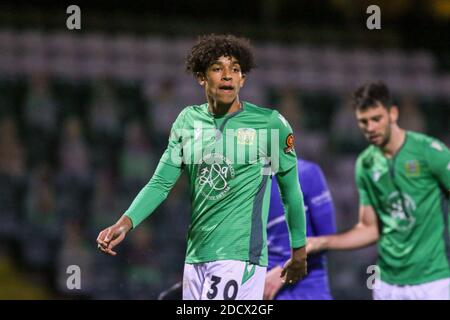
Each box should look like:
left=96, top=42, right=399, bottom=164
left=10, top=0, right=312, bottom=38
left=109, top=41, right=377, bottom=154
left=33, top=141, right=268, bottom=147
left=198, top=153, right=235, bottom=201
left=236, top=128, right=256, bottom=145
left=404, top=160, right=420, bottom=177
left=284, top=133, right=294, bottom=154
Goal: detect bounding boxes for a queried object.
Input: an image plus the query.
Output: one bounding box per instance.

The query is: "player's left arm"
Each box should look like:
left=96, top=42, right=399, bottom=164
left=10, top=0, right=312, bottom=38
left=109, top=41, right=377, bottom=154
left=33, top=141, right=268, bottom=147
left=276, top=167, right=307, bottom=284
left=424, top=138, right=450, bottom=192
left=270, top=110, right=307, bottom=284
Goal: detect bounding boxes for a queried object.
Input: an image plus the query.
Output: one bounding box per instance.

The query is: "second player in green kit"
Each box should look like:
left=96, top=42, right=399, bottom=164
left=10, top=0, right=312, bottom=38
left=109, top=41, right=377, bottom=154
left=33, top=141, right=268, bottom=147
left=356, top=131, right=450, bottom=286
left=308, top=81, right=450, bottom=299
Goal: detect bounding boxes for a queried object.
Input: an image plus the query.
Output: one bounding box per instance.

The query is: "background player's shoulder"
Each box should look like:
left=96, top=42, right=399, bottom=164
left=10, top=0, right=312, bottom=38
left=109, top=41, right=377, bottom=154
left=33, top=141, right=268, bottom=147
left=297, top=158, right=317, bottom=175
left=407, top=131, right=442, bottom=147
left=407, top=130, right=432, bottom=142
left=356, top=145, right=377, bottom=170
left=297, top=158, right=323, bottom=182
left=406, top=131, right=449, bottom=155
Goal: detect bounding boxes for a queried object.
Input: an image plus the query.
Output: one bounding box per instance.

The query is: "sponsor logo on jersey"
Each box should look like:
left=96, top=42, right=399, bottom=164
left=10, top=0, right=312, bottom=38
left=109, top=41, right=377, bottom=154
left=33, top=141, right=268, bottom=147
left=284, top=133, right=294, bottom=154
left=198, top=153, right=235, bottom=200
left=236, top=128, right=256, bottom=145
left=387, top=191, right=416, bottom=232
left=404, top=160, right=421, bottom=177
left=430, top=141, right=443, bottom=151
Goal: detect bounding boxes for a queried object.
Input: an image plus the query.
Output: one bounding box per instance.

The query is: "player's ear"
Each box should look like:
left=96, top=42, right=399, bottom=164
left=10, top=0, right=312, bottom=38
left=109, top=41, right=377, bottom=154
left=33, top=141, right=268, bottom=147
left=390, top=105, right=399, bottom=123
left=196, top=72, right=206, bottom=86
left=239, top=73, right=246, bottom=88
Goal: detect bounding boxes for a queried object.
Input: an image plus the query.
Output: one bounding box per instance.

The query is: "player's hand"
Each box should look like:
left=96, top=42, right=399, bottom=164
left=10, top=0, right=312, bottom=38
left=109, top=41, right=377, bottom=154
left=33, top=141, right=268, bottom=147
left=263, top=266, right=284, bottom=300
left=96, top=215, right=132, bottom=256
left=281, top=246, right=307, bottom=285
left=306, top=236, right=326, bottom=254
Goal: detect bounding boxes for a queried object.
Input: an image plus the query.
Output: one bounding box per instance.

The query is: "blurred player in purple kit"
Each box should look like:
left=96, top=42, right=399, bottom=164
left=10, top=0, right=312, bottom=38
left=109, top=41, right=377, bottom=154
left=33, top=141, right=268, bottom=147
left=264, top=158, right=336, bottom=300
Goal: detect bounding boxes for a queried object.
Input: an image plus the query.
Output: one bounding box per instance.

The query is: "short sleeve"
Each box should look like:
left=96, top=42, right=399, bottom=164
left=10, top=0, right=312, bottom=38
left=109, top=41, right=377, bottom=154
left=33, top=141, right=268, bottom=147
left=269, top=110, right=297, bottom=174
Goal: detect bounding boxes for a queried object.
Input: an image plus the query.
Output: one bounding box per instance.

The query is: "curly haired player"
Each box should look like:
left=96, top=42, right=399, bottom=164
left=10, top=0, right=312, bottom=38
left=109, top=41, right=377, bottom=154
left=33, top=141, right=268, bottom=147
left=97, top=34, right=307, bottom=300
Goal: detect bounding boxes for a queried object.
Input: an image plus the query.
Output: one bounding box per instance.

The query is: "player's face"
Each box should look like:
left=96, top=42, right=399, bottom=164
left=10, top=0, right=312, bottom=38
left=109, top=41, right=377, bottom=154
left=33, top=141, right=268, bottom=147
left=356, top=103, right=398, bottom=148
left=198, top=55, right=246, bottom=106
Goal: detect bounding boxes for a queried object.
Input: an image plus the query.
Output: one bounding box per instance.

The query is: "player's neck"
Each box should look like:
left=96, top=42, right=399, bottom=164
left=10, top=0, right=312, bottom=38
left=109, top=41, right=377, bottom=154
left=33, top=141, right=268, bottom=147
left=381, top=126, right=406, bottom=158
left=208, top=98, right=242, bottom=116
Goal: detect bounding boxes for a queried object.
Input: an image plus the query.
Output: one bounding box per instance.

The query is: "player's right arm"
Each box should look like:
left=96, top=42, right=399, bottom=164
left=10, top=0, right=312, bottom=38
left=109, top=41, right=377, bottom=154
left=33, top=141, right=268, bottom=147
left=96, top=109, right=188, bottom=255
left=96, top=161, right=183, bottom=255
left=307, top=204, right=379, bottom=253
left=307, top=155, right=379, bottom=253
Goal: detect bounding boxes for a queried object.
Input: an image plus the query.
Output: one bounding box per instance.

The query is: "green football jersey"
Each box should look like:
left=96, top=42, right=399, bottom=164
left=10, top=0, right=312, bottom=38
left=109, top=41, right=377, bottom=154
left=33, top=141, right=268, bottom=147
left=159, top=101, right=301, bottom=266
left=355, top=131, right=450, bottom=285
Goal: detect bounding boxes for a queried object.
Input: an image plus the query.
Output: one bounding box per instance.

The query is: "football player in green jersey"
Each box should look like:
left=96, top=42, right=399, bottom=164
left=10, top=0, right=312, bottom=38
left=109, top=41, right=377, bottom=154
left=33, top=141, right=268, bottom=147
left=307, top=81, right=450, bottom=299
left=96, top=34, right=308, bottom=300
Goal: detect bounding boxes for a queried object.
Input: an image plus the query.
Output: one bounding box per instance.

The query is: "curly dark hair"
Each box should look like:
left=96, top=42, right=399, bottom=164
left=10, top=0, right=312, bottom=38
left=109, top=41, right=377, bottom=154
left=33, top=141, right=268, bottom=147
left=186, top=34, right=256, bottom=76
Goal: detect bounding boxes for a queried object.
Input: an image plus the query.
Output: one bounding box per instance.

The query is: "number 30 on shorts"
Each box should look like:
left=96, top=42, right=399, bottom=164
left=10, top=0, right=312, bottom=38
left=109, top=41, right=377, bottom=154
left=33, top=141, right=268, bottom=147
left=207, top=275, right=239, bottom=300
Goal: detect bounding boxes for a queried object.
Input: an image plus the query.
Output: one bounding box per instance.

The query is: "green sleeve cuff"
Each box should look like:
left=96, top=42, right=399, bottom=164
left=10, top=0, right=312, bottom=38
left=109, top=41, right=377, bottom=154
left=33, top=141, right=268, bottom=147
left=291, top=238, right=306, bottom=249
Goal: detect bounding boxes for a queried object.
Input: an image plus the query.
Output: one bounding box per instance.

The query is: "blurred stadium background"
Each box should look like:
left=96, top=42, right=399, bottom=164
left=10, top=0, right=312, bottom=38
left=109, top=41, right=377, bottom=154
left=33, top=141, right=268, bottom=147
left=0, top=0, right=449, bottom=299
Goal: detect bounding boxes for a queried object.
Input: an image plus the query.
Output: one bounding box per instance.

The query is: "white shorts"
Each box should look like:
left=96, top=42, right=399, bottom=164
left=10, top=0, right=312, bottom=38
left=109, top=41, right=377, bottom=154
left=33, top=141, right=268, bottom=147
left=182, top=260, right=267, bottom=300
left=373, top=278, right=450, bottom=300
